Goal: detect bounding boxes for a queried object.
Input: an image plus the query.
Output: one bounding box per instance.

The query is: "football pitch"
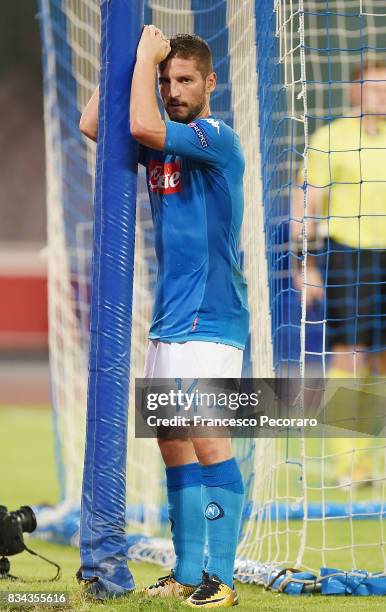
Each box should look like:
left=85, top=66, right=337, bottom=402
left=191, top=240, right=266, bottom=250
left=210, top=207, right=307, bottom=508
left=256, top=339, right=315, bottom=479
left=0, top=406, right=384, bottom=611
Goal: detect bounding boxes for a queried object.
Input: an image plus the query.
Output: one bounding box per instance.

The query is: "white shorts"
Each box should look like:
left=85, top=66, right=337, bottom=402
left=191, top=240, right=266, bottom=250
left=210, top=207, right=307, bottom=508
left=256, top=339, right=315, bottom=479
left=143, top=340, right=243, bottom=378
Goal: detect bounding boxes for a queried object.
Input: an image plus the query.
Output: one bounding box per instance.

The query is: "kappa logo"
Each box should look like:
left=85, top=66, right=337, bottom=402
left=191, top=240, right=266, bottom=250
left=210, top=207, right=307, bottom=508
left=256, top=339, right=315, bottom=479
left=188, top=122, right=209, bottom=148
left=203, top=118, right=220, bottom=134
left=148, top=160, right=182, bottom=194
left=205, top=502, right=224, bottom=521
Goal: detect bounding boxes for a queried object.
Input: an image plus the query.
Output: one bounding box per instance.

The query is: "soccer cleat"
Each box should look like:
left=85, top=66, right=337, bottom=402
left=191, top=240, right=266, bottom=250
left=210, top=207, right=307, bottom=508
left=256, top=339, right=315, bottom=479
left=138, top=570, right=196, bottom=599
left=184, top=572, right=238, bottom=608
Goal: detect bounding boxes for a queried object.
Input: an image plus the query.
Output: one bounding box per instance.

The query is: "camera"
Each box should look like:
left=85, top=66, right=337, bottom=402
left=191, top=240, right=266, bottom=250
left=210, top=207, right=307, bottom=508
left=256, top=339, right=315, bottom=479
left=0, top=505, right=37, bottom=556
left=0, top=505, right=60, bottom=581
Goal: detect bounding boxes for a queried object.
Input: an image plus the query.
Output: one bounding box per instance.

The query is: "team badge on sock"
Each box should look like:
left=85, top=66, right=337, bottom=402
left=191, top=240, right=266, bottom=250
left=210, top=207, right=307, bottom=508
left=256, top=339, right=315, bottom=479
left=205, top=502, right=224, bottom=520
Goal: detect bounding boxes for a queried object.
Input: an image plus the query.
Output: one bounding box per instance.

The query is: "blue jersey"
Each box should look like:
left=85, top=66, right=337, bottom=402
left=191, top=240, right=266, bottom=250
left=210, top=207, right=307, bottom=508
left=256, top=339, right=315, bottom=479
left=139, top=116, right=249, bottom=350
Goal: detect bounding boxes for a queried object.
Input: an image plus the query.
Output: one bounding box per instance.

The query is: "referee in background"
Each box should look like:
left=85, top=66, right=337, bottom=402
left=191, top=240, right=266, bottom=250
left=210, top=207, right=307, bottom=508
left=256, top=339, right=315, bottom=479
left=292, top=61, right=386, bottom=483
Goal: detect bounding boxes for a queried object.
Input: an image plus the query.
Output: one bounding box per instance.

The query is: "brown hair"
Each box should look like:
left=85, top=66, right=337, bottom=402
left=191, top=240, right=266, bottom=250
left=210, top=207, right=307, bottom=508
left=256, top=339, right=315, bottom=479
left=159, top=34, right=213, bottom=78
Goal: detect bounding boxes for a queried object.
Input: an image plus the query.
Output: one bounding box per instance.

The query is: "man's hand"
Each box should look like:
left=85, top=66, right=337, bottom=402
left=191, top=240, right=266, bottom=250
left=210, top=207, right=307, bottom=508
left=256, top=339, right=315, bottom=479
left=137, top=25, right=171, bottom=65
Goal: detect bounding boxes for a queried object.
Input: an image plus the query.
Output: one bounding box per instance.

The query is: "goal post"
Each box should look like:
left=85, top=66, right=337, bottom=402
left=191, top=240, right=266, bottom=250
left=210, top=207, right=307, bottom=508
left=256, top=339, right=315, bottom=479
left=78, top=0, right=144, bottom=596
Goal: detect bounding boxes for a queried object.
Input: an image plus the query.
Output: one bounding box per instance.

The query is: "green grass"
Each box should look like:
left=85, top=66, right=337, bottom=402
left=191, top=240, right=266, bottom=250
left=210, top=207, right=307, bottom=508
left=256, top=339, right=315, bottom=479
left=0, top=406, right=59, bottom=508
left=2, top=543, right=386, bottom=611
left=0, top=406, right=385, bottom=610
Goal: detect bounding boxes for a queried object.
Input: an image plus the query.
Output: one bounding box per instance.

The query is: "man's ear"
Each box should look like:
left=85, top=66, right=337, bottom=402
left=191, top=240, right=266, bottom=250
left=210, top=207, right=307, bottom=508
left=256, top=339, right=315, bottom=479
left=206, top=71, right=217, bottom=94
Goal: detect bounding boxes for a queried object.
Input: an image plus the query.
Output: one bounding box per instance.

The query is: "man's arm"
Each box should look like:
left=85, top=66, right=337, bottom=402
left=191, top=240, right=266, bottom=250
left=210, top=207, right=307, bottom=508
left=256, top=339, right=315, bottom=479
left=79, top=25, right=169, bottom=146
left=130, top=25, right=170, bottom=150
left=79, top=86, right=99, bottom=142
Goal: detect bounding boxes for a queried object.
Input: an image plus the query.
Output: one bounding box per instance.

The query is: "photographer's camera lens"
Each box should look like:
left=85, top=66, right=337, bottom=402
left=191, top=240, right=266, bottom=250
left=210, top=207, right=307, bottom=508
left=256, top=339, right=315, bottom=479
left=16, top=506, right=37, bottom=533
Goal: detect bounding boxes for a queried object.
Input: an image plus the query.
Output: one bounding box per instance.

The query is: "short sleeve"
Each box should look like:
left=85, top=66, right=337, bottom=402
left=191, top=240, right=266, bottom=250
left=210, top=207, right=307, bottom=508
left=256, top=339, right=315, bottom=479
left=306, top=124, right=331, bottom=188
left=164, top=118, right=234, bottom=166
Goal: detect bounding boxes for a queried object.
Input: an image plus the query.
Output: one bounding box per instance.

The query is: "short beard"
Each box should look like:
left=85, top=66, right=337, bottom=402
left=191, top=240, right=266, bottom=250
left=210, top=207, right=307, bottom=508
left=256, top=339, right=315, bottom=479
left=167, top=99, right=207, bottom=124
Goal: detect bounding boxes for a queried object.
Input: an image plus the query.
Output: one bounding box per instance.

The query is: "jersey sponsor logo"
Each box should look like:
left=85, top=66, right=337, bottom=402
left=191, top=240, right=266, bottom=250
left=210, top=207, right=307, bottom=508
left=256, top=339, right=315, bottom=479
left=205, top=502, right=224, bottom=521
left=203, top=118, right=220, bottom=133
left=188, top=121, right=209, bottom=148
left=148, top=160, right=182, bottom=194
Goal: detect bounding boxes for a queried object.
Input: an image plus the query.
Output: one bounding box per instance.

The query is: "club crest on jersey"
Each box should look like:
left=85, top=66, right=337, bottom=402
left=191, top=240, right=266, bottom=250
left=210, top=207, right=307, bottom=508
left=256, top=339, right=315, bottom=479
left=205, top=502, right=224, bottom=521
left=188, top=122, right=209, bottom=148
left=149, top=160, right=182, bottom=194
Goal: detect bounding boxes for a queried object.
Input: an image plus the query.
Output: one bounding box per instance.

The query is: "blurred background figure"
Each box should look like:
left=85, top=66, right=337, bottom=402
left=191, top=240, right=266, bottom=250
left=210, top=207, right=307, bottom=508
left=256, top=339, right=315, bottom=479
left=292, top=61, right=386, bottom=485
left=292, top=61, right=386, bottom=378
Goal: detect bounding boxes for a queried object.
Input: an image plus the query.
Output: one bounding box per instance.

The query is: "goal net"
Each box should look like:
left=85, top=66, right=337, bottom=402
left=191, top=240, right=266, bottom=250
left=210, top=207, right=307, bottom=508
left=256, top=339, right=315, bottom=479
left=38, top=0, right=386, bottom=580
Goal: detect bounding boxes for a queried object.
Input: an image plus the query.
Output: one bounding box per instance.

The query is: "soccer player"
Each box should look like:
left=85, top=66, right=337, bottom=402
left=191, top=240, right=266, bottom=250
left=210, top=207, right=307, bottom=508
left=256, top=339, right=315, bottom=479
left=80, top=26, right=248, bottom=608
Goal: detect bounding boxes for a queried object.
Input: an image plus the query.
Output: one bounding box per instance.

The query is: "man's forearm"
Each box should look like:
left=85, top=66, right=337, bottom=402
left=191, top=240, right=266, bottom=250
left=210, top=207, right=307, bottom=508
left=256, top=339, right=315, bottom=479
left=130, top=58, right=166, bottom=149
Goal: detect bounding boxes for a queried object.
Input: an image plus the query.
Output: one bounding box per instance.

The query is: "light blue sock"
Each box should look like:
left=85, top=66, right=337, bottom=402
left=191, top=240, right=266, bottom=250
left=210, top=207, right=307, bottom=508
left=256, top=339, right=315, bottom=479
left=166, top=462, right=205, bottom=586
left=201, top=458, right=244, bottom=588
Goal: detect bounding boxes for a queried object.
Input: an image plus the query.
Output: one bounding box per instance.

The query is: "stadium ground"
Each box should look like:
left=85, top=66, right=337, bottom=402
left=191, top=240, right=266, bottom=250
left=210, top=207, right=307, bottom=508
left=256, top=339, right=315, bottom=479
left=0, top=406, right=384, bottom=611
